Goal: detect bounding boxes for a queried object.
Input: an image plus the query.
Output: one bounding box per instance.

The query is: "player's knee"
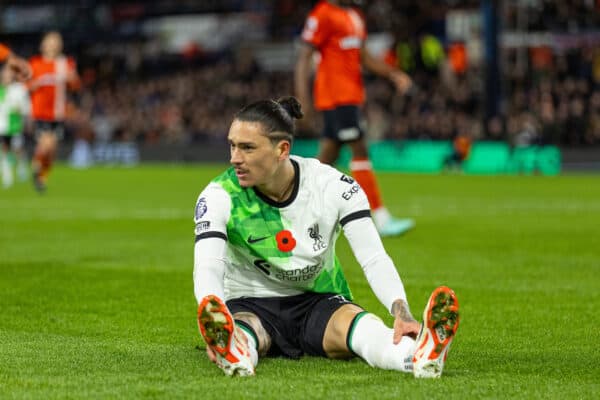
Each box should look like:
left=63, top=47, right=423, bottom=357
left=348, top=139, right=368, bottom=158
left=323, top=304, right=363, bottom=358
left=233, top=311, right=271, bottom=356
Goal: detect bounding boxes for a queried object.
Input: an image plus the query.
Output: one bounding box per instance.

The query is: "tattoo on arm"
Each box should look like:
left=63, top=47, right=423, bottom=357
left=391, top=299, right=416, bottom=322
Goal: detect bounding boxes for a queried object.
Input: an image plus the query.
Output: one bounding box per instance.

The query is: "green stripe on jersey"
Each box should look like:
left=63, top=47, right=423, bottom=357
left=212, top=167, right=292, bottom=261
left=311, top=256, right=352, bottom=300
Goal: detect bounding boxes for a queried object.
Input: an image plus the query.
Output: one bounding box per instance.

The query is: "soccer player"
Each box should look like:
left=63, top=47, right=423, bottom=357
left=295, top=0, right=415, bottom=237
left=0, top=64, right=30, bottom=188
left=193, top=96, right=460, bottom=378
left=28, top=31, right=80, bottom=192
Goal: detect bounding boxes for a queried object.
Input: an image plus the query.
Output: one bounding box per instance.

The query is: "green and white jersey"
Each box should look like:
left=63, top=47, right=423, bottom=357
left=0, top=82, right=30, bottom=137
left=194, top=156, right=373, bottom=301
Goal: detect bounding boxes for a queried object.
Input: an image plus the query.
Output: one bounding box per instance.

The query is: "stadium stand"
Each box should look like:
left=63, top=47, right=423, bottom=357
left=0, top=1, right=598, bottom=169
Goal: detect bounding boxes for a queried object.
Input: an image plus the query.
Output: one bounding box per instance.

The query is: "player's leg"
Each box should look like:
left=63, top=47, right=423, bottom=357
left=1, top=135, right=13, bottom=188
left=32, top=122, right=61, bottom=192
left=233, top=311, right=271, bottom=358
left=197, top=295, right=257, bottom=376
left=317, top=108, right=343, bottom=165
left=321, top=303, right=415, bottom=372
left=317, top=137, right=342, bottom=165
left=32, top=129, right=51, bottom=191
left=12, top=134, right=28, bottom=181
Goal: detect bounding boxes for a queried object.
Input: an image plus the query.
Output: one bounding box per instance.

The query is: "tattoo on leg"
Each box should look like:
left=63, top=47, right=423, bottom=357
left=233, top=312, right=272, bottom=356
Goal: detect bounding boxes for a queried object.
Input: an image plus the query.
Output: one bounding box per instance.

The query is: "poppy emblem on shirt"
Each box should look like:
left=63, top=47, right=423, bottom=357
left=276, top=230, right=296, bottom=252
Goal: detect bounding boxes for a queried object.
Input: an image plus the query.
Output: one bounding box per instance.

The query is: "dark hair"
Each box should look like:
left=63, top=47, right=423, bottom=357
left=234, top=96, right=303, bottom=144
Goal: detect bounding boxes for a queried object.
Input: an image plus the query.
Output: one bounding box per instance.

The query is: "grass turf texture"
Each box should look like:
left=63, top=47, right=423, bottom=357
left=1, top=165, right=598, bottom=399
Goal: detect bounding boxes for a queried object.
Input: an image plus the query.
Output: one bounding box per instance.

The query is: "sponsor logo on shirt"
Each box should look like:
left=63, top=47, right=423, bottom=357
left=195, top=221, right=210, bottom=235
left=339, top=35, right=362, bottom=50
left=247, top=235, right=269, bottom=244
left=340, top=174, right=355, bottom=184
left=341, top=183, right=361, bottom=200
left=252, top=258, right=324, bottom=282
left=274, top=263, right=323, bottom=282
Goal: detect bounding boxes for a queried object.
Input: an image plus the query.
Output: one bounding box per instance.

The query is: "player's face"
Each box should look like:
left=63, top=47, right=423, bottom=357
left=228, top=120, right=285, bottom=188
left=41, top=32, right=63, bottom=58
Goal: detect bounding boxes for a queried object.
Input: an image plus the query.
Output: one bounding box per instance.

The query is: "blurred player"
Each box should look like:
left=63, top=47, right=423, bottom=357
left=295, top=0, right=415, bottom=237
left=0, top=64, right=30, bottom=188
left=28, top=31, right=80, bottom=192
left=0, top=43, right=31, bottom=82
left=194, top=96, right=460, bottom=378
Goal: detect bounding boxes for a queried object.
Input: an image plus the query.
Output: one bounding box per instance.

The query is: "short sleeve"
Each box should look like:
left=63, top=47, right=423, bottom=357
left=194, top=183, right=231, bottom=243
left=301, top=7, right=329, bottom=49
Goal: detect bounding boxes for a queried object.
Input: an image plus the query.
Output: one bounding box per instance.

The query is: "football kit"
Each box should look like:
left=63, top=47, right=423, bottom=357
left=0, top=82, right=29, bottom=139
left=193, top=156, right=407, bottom=313
left=301, top=0, right=367, bottom=111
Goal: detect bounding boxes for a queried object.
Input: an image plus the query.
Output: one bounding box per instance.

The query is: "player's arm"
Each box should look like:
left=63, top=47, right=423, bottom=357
left=0, top=44, right=31, bottom=81
left=193, top=185, right=231, bottom=303
left=294, top=43, right=316, bottom=121
left=66, top=58, right=81, bottom=91
left=343, top=217, right=419, bottom=342
left=334, top=175, right=419, bottom=342
left=360, top=45, right=412, bottom=94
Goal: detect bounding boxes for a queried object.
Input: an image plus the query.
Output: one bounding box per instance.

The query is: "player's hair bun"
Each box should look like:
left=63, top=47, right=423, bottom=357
left=277, top=96, right=304, bottom=120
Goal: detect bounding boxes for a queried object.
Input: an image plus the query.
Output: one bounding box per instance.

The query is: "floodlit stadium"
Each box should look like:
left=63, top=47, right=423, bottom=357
left=0, top=1, right=598, bottom=399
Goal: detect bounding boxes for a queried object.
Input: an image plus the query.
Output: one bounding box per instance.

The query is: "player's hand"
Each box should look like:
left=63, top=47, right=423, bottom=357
left=6, top=54, right=32, bottom=81
left=393, top=318, right=420, bottom=344
left=391, top=299, right=420, bottom=344
left=389, top=70, right=412, bottom=95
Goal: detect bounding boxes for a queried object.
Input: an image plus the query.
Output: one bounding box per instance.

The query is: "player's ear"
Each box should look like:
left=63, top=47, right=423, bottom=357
left=277, top=140, right=291, bottom=160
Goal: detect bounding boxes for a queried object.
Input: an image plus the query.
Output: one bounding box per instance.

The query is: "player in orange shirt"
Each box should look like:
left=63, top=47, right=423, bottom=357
left=0, top=43, right=32, bottom=81
left=28, top=31, right=80, bottom=192
left=295, top=0, right=414, bottom=237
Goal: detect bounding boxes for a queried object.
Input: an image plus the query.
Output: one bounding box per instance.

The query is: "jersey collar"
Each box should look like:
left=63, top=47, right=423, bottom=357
left=253, top=159, right=300, bottom=208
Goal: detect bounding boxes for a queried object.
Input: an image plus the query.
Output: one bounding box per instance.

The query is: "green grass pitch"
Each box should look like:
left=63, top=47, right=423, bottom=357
left=1, top=165, right=598, bottom=399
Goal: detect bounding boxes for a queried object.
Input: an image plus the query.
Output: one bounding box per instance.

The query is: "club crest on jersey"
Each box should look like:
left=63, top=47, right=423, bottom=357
left=195, top=197, right=207, bottom=220
left=308, top=223, right=327, bottom=251
left=340, top=174, right=354, bottom=184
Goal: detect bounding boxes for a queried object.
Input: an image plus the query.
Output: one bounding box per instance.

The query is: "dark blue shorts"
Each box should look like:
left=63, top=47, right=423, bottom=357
left=322, top=105, right=364, bottom=143
left=34, top=120, right=64, bottom=139
left=227, top=292, right=357, bottom=358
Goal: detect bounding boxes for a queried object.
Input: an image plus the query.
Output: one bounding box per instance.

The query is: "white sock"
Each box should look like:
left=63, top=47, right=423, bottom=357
left=237, top=325, right=259, bottom=368
left=372, top=207, right=391, bottom=229
left=17, top=156, right=28, bottom=181
left=349, top=313, right=416, bottom=373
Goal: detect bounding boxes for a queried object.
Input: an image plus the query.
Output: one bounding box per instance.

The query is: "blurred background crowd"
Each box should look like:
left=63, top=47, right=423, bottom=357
left=2, top=0, right=600, bottom=150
